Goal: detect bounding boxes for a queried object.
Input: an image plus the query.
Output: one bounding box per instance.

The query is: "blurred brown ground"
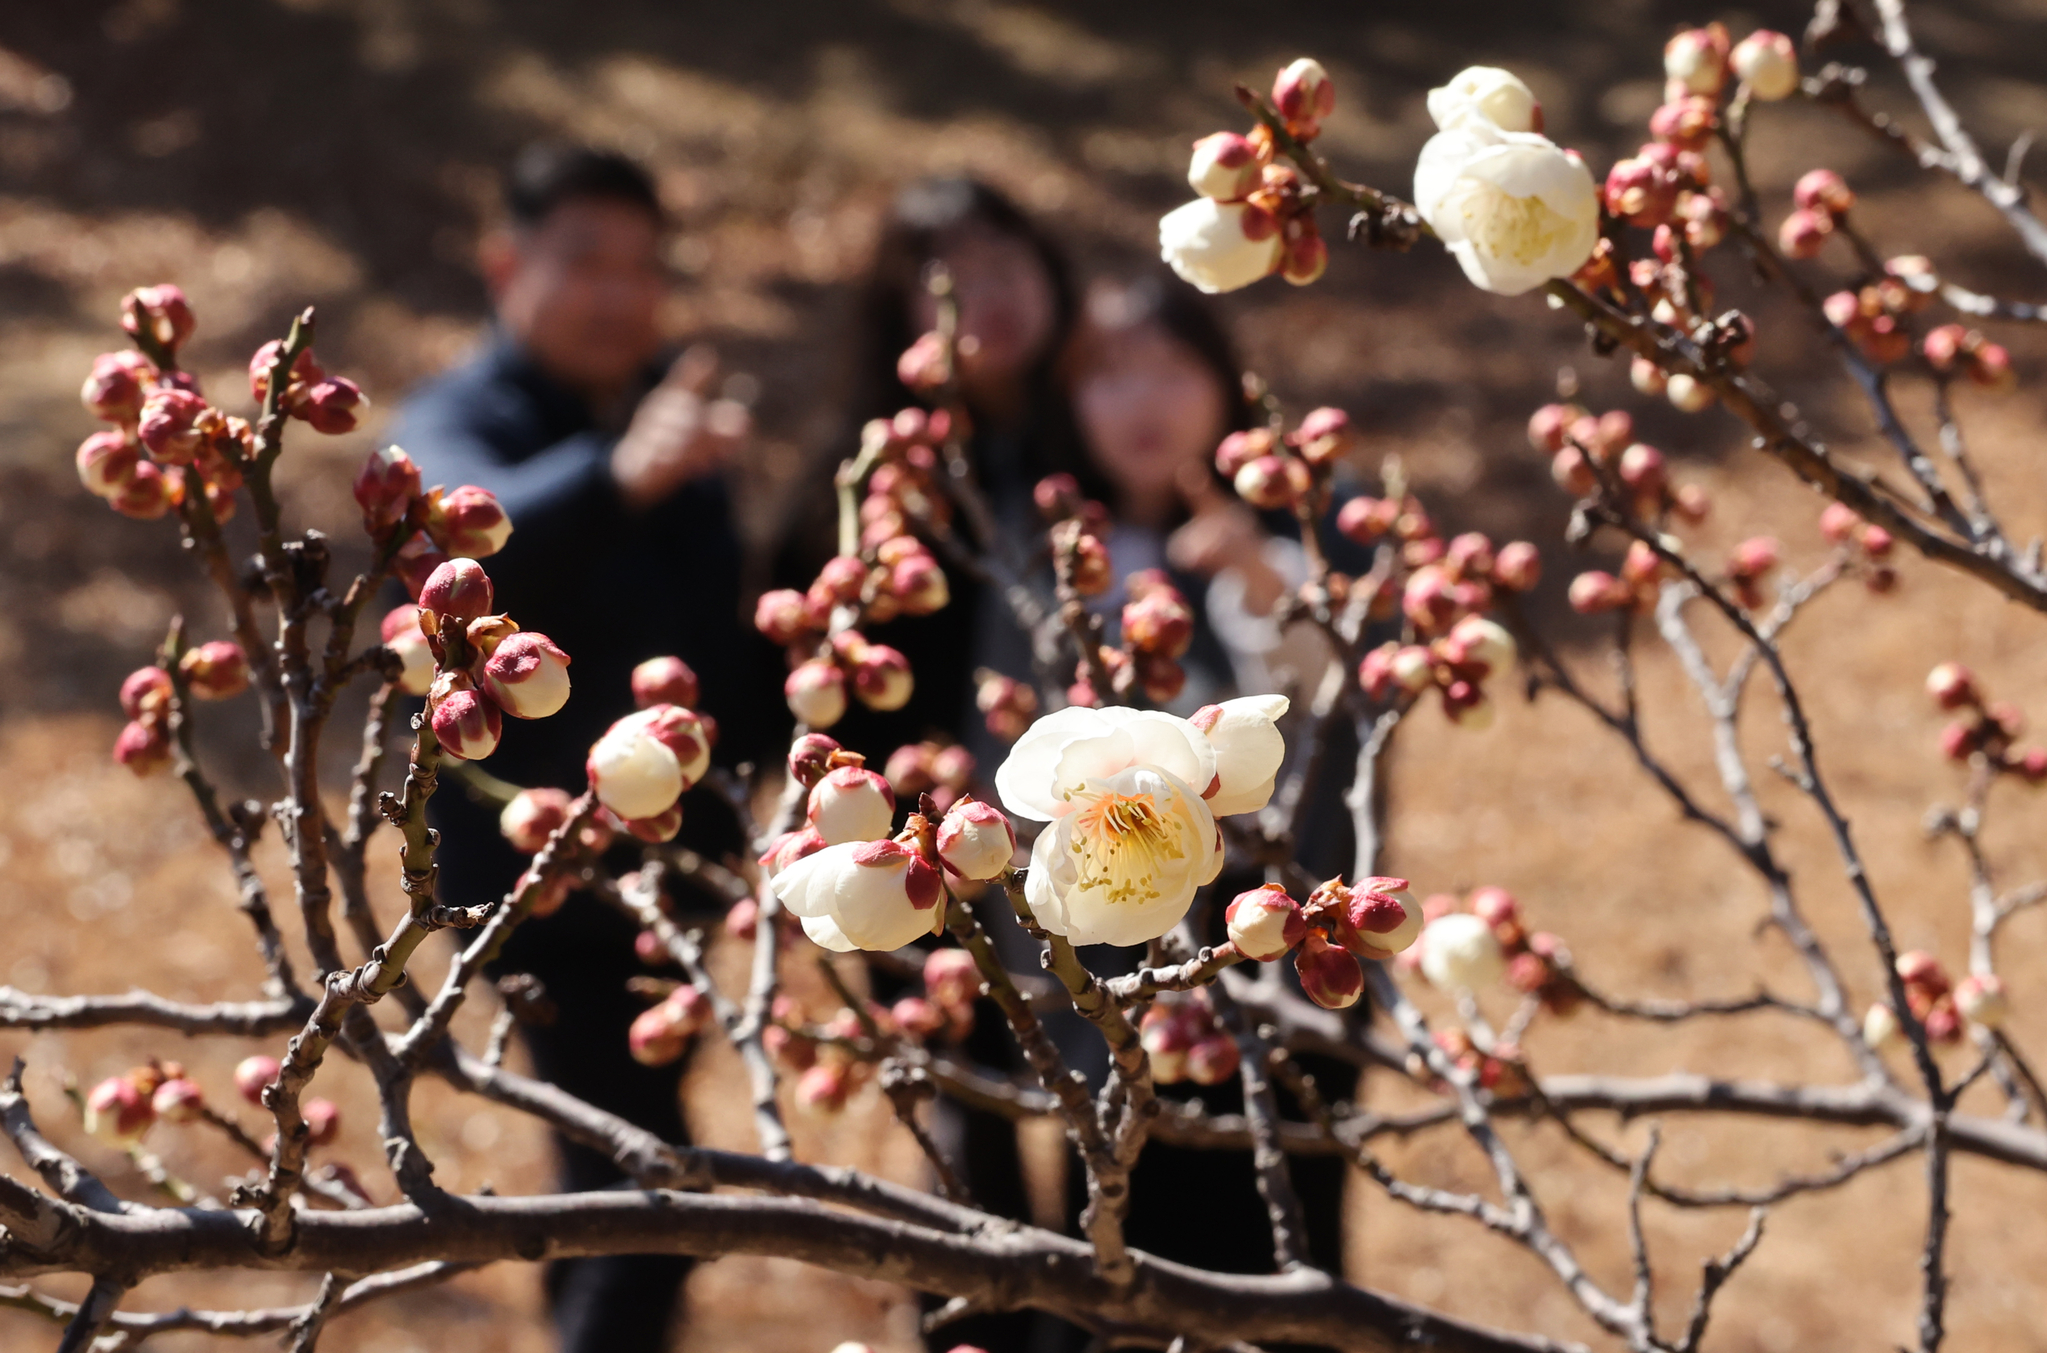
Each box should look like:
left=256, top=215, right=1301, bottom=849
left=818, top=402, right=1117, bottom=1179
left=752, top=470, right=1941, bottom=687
left=3, top=0, right=2047, bottom=1349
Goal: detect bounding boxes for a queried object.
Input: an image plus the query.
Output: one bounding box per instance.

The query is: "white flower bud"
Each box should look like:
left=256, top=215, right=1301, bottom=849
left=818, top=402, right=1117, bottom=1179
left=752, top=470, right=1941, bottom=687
left=1419, top=912, right=1506, bottom=991
left=1427, top=66, right=1541, bottom=134
left=1731, top=30, right=1798, bottom=101
left=1188, top=131, right=1263, bottom=201
left=587, top=710, right=685, bottom=821
left=1863, top=1001, right=1902, bottom=1049
left=1956, top=974, right=2010, bottom=1029
left=1159, top=198, right=1282, bottom=295
left=482, top=631, right=571, bottom=719
left=808, top=765, right=896, bottom=845
left=1225, top=884, right=1305, bottom=961
left=785, top=658, right=847, bottom=728
left=935, top=797, right=1017, bottom=880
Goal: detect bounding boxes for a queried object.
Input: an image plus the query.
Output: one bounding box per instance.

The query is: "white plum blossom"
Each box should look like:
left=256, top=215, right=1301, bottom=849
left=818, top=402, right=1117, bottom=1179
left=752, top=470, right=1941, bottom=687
left=996, top=705, right=1250, bottom=946
left=1419, top=912, right=1506, bottom=991
left=771, top=838, right=944, bottom=952
left=1426, top=66, right=1541, bottom=134
left=1159, top=198, right=1282, bottom=295
left=808, top=765, right=896, bottom=845
left=1189, top=694, right=1290, bottom=816
left=1414, top=117, right=1598, bottom=296
left=935, top=797, right=1017, bottom=880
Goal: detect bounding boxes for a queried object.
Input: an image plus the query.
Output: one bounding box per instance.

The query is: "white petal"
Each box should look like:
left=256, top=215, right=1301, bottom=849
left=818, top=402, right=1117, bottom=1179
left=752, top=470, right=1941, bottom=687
left=1024, top=824, right=1076, bottom=937
left=1050, top=727, right=1137, bottom=801
left=800, top=912, right=857, bottom=952
left=1200, top=695, right=1288, bottom=816
left=769, top=844, right=853, bottom=918
left=994, top=706, right=1112, bottom=820
left=1413, top=126, right=1497, bottom=231
left=1111, top=710, right=1218, bottom=797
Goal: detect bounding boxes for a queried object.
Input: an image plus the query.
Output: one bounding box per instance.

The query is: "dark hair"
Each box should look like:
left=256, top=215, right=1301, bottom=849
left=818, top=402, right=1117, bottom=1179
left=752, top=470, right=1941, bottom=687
left=505, top=144, right=662, bottom=229
left=847, top=176, right=1077, bottom=431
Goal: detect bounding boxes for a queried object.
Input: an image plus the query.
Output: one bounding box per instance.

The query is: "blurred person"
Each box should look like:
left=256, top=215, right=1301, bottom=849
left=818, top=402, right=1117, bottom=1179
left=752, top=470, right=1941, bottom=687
left=770, top=175, right=1086, bottom=759
left=388, top=143, right=778, bottom=1353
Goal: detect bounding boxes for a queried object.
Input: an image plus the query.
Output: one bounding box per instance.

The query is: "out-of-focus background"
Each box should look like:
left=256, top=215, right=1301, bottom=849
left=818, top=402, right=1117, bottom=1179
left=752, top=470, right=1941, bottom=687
left=4, top=1, right=2047, bottom=1348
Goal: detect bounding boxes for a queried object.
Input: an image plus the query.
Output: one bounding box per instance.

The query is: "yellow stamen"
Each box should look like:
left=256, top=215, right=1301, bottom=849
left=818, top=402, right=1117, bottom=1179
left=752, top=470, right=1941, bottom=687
left=1069, top=791, right=1184, bottom=903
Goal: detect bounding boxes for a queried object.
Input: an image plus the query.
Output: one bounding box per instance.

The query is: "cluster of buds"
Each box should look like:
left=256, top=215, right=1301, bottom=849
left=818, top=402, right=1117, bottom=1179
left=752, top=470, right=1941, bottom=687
left=1138, top=995, right=1241, bottom=1086
left=628, top=983, right=714, bottom=1066
left=1925, top=662, right=2046, bottom=781
left=247, top=336, right=366, bottom=434
left=1358, top=612, right=1516, bottom=730
left=1817, top=503, right=1898, bottom=594
left=1530, top=405, right=1713, bottom=520
left=1100, top=568, right=1198, bottom=706
left=1033, top=475, right=1185, bottom=706
left=915, top=948, right=981, bottom=1041
left=1160, top=59, right=1334, bottom=292
left=413, top=560, right=573, bottom=764
left=974, top=670, right=1041, bottom=743
left=1220, top=877, right=1422, bottom=1010
left=852, top=408, right=958, bottom=556
left=764, top=999, right=900, bottom=1115
left=75, top=288, right=246, bottom=523
left=1821, top=255, right=1937, bottom=366
left=81, top=1059, right=183, bottom=1148
left=1778, top=169, right=1856, bottom=262
left=1863, top=952, right=2003, bottom=1048
left=1568, top=538, right=1676, bottom=617
left=884, top=739, right=975, bottom=815
left=1428, top=1028, right=1531, bottom=1097
left=1216, top=406, right=1353, bottom=514
left=1409, top=887, right=1581, bottom=1013
left=1922, top=322, right=2016, bottom=393
left=110, top=642, right=250, bottom=776
left=353, top=446, right=512, bottom=595
left=1721, top=535, right=1781, bottom=611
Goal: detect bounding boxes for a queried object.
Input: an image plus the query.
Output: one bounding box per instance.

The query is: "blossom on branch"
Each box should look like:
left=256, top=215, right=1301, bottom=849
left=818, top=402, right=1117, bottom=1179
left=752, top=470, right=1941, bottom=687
left=771, top=834, right=945, bottom=952
left=1427, top=66, right=1541, bottom=134
left=1415, top=114, right=1599, bottom=296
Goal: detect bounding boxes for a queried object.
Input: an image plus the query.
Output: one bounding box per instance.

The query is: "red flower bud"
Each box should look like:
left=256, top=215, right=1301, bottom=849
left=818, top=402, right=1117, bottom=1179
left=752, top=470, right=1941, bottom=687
left=429, top=484, right=512, bottom=559
left=76, top=430, right=141, bottom=499
left=248, top=339, right=323, bottom=407
left=119, top=666, right=173, bottom=721
left=418, top=558, right=494, bottom=620
left=353, top=446, right=420, bottom=535
left=1493, top=541, right=1541, bottom=592
left=1225, top=884, right=1306, bottom=961
left=83, top=1075, right=154, bottom=1146
left=1186, top=1033, right=1242, bottom=1086
left=1925, top=662, right=1977, bottom=711
left=179, top=641, right=249, bottom=701
left=151, top=1076, right=205, bottom=1124
left=137, top=387, right=211, bottom=465
left=113, top=719, right=171, bottom=776
left=754, top=588, right=821, bottom=646
left=500, top=786, right=574, bottom=853
left=430, top=680, right=502, bottom=761
left=81, top=350, right=158, bottom=424
left=1214, top=428, right=1274, bottom=478
left=851, top=644, right=914, bottom=712
left=303, top=1097, right=341, bottom=1147
left=629, top=655, right=700, bottom=711
left=896, top=331, right=951, bottom=392
left=121, top=284, right=195, bottom=352
left=392, top=531, right=450, bottom=601
left=1295, top=932, right=1364, bottom=1010
left=301, top=377, right=366, bottom=434
left=235, top=1055, right=281, bottom=1105
left=1793, top=168, right=1854, bottom=218
left=1273, top=57, right=1335, bottom=129
left=1233, top=453, right=1309, bottom=510
left=890, top=550, right=950, bottom=616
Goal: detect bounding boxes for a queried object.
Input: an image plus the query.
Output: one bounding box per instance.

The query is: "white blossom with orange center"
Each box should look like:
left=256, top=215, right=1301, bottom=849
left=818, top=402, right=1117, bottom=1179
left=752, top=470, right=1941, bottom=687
left=995, top=704, right=1289, bottom=947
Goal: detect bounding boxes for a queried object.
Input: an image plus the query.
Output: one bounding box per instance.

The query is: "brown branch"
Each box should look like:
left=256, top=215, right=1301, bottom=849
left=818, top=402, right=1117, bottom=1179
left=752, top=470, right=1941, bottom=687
left=0, top=987, right=306, bottom=1037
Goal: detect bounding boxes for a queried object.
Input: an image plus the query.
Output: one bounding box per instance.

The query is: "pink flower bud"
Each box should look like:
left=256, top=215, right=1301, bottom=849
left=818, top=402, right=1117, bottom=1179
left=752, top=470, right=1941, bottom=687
left=83, top=1075, right=153, bottom=1146
left=1794, top=168, right=1854, bottom=218
left=1280, top=225, right=1328, bottom=287
left=501, top=786, right=574, bottom=853
left=1728, top=536, right=1779, bottom=579
left=1604, top=156, right=1678, bottom=228
left=796, top=1062, right=850, bottom=1113
left=1550, top=446, right=1596, bottom=496
left=1925, top=662, right=1977, bottom=711
left=976, top=672, right=1039, bottom=742
left=430, top=681, right=502, bottom=761
left=2017, top=747, right=2047, bottom=784
left=107, top=459, right=172, bottom=519
left=1956, top=973, right=2009, bottom=1028
left=1664, top=24, right=1729, bottom=96
left=353, top=446, right=420, bottom=535
left=1469, top=886, right=1518, bottom=927
left=1896, top=949, right=1949, bottom=995
left=1924, top=1002, right=1962, bottom=1043
left=1186, top=1034, right=1242, bottom=1086
left=119, top=666, right=173, bottom=721
left=1818, top=502, right=1862, bottom=545
left=754, top=589, right=822, bottom=646
left=178, top=641, right=249, bottom=701
left=429, top=485, right=512, bottom=559
left=1402, top=565, right=1458, bottom=633
left=481, top=631, right=571, bottom=720
left=1492, top=540, right=1541, bottom=592
left=1121, top=588, right=1194, bottom=659
left=852, top=644, right=914, bottom=712
left=113, top=719, right=171, bottom=776
left=1970, top=341, right=2016, bottom=393
left=1648, top=96, right=1717, bottom=150
left=896, top=331, right=951, bottom=392
left=1568, top=570, right=1626, bottom=614
left=377, top=604, right=434, bottom=696
left=76, top=430, right=141, bottom=499
left=1214, top=428, right=1274, bottom=478
left=891, top=996, right=948, bottom=1039
left=890, top=551, right=951, bottom=616
left=621, top=657, right=698, bottom=713
left=391, top=530, right=449, bottom=601
left=1033, top=472, right=1082, bottom=519
left=925, top=948, right=981, bottom=1010
left=248, top=339, right=323, bottom=406
left=1233, top=453, right=1308, bottom=509
left=1188, top=130, right=1263, bottom=201
left=303, top=1097, right=341, bottom=1147
left=786, top=658, right=848, bottom=728
left=936, top=796, right=1016, bottom=880
left=1139, top=1004, right=1196, bottom=1084
left=151, top=1076, right=204, bottom=1124
left=1295, top=932, right=1364, bottom=1010
left=931, top=744, right=975, bottom=790
left=1732, top=29, right=1799, bottom=100
left=786, top=733, right=844, bottom=790
left=300, top=377, right=366, bottom=434
left=629, top=1000, right=694, bottom=1067
left=813, top=555, right=868, bottom=607
left=638, top=704, right=712, bottom=789
left=81, top=350, right=157, bottom=423
left=1273, top=57, right=1335, bottom=128
left=809, top=765, right=896, bottom=845
left=235, top=1055, right=280, bottom=1105
left=1527, top=403, right=1576, bottom=453
left=418, top=558, right=494, bottom=621
left=1226, top=884, right=1306, bottom=961
left=1066, top=531, right=1112, bottom=596
left=137, top=387, right=210, bottom=465
left=1617, top=443, right=1666, bottom=496
left=1665, top=372, right=1715, bottom=413
left=122, top=284, right=196, bottom=352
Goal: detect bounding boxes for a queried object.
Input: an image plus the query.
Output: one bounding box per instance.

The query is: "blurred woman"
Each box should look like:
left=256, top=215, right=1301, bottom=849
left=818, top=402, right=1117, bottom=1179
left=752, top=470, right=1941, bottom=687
left=769, top=176, right=1083, bottom=758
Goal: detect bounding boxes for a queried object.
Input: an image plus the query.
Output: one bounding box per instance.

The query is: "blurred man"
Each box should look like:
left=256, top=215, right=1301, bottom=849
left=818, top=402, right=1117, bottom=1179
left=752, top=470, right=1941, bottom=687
left=390, top=144, right=773, bottom=1353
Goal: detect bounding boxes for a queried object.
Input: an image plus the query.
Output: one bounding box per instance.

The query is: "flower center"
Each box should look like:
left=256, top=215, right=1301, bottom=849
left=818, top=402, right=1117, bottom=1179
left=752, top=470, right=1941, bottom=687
left=1458, top=183, right=1568, bottom=266
left=1069, top=790, right=1184, bottom=903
